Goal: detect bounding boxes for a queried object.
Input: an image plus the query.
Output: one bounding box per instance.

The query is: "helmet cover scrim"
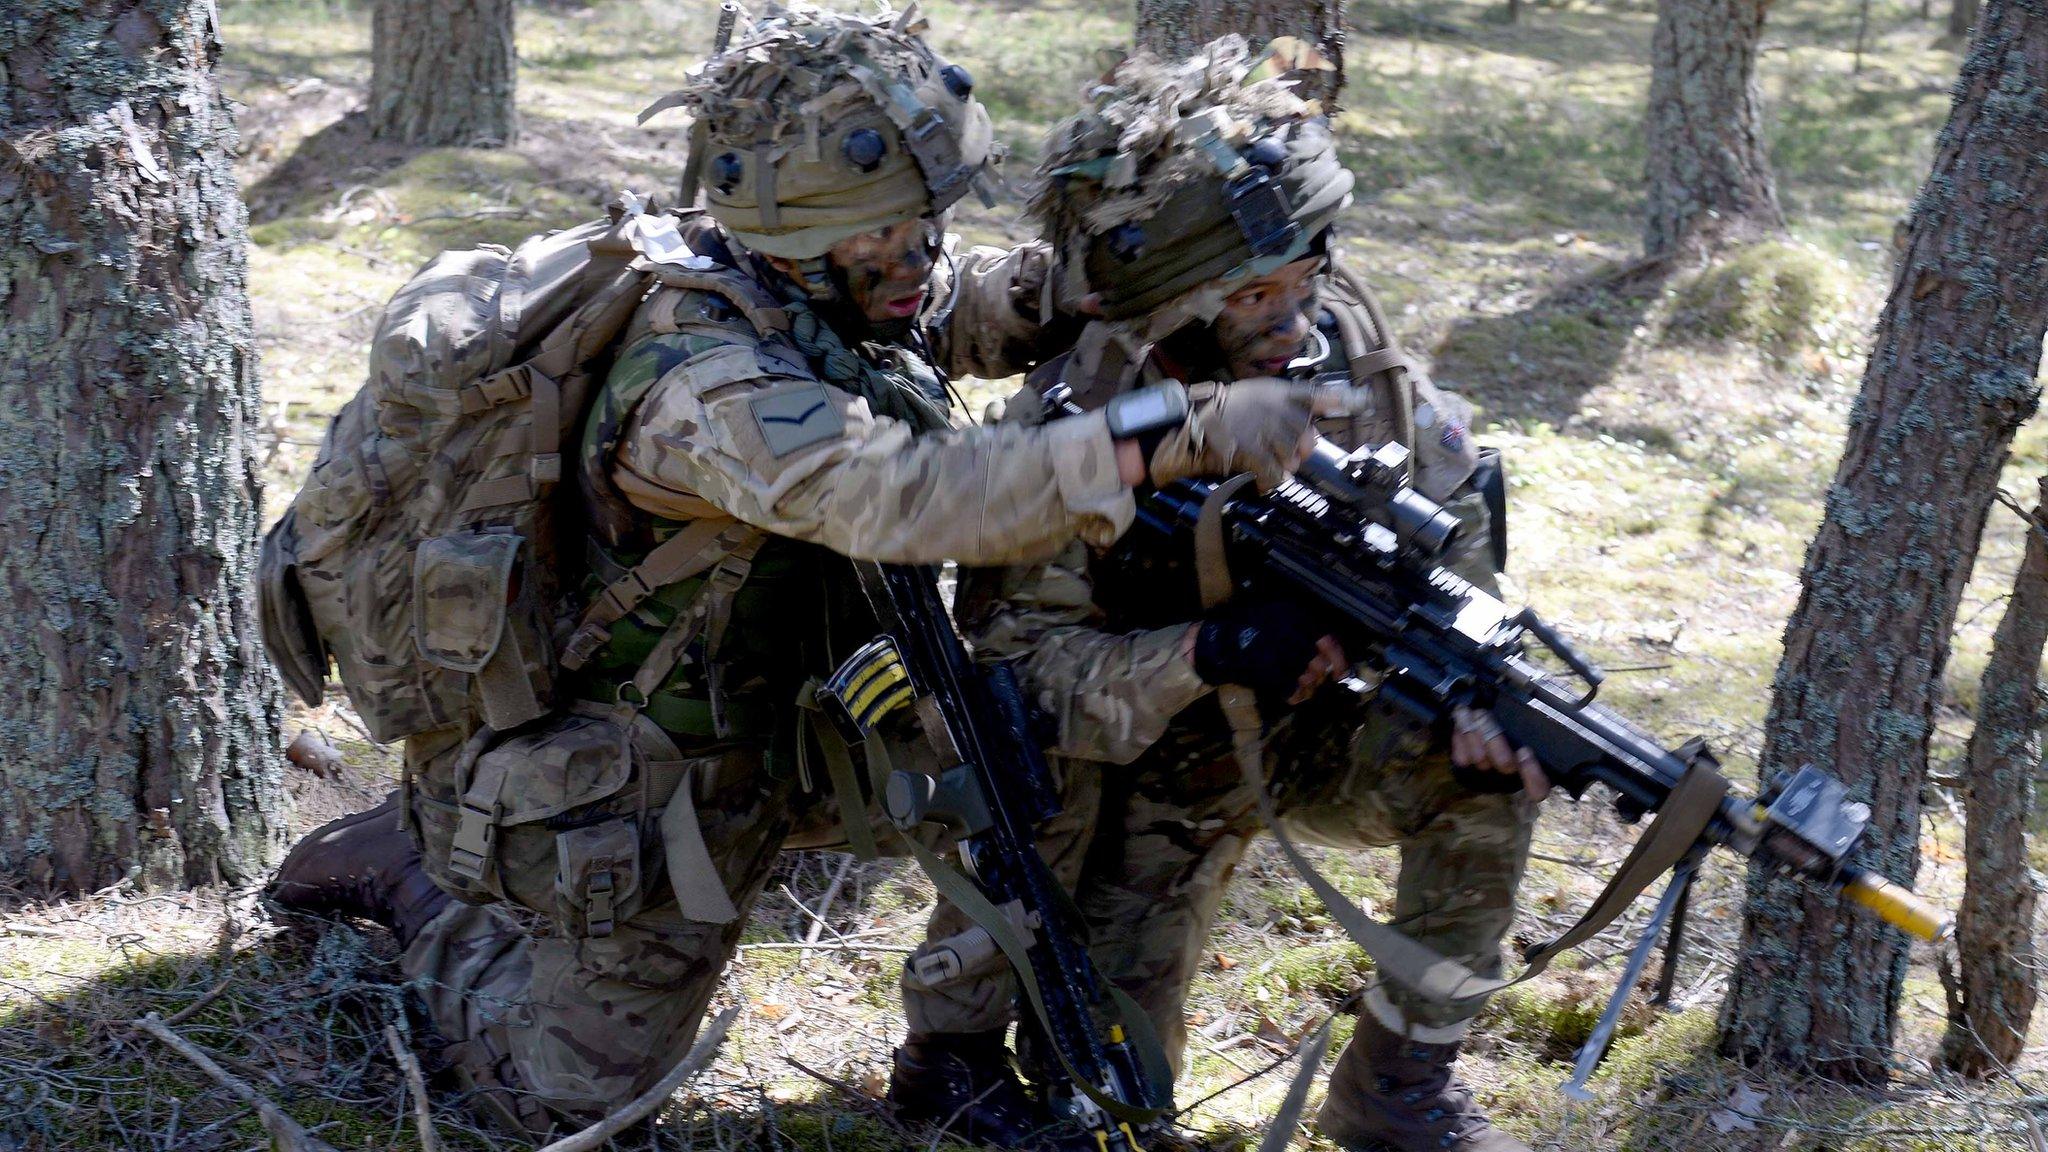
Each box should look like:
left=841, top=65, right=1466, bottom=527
left=642, top=2, right=999, bottom=259
left=1033, top=36, right=1353, bottom=334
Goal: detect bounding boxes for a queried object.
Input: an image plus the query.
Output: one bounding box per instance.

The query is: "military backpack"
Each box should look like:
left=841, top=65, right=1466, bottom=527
left=257, top=197, right=773, bottom=745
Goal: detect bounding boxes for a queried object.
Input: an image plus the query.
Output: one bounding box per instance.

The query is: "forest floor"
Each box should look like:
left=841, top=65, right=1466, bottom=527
left=5, top=0, right=2047, bottom=1148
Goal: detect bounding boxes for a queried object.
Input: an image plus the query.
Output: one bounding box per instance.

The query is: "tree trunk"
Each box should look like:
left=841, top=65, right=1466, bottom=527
left=1951, top=0, right=1981, bottom=37
left=369, top=0, right=517, bottom=147
left=1135, top=0, right=1345, bottom=106
left=1939, top=480, right=2048, bottom=1078
left=1641, top=0, right=1786, bottom=258
left=0, top=0, right=289, bottom=893
left=1717, top=0, right=2048, bottom=1084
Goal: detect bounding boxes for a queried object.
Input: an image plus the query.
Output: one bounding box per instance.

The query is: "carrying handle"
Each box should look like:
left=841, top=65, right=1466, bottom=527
left=1516, top=606, right=1604, bottom=706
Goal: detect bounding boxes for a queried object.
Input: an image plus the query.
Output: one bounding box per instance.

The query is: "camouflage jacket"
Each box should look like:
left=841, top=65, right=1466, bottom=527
left=591, top=226, right=1128, bottom=566
left=570, top=219, right=1123, bottom=741
left=955, top=270, right=1497, bottom=765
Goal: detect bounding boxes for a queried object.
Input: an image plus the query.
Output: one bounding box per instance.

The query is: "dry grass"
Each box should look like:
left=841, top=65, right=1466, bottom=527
left=5, top=0, right=2046, bottom=1148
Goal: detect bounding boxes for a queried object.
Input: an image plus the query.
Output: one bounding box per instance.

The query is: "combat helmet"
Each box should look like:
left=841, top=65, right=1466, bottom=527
left=1034, top=36, right=1353, bottom=338
left=642, top=2, right=998, bottom=263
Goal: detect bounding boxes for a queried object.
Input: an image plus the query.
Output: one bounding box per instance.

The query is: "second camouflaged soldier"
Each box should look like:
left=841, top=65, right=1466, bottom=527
left=892, top=39, right=1544, bottom=1152
left=269, top=8, right=1348, bottom=1139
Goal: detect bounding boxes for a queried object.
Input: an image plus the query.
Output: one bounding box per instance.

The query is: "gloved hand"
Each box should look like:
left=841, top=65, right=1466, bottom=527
left=1191, top=599, right=1344, bottom=707
left=1447, top=704, right=1551, bottom=799
left=1147, top=379, right=1329, bottom=488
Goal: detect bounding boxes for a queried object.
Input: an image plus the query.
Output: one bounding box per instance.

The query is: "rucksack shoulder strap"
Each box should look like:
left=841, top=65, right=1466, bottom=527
left=559, top=517, right=765, bottom=672
left=1323, top=259, right=1417, bottom=478
left=643, top=261, right=793, bottom=338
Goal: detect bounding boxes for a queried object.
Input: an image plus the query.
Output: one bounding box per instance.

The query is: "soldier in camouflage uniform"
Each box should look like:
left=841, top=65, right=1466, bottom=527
left=269, top=8, right=1354, bottom=1139
left=892, top=40, right=1546, bottom=1152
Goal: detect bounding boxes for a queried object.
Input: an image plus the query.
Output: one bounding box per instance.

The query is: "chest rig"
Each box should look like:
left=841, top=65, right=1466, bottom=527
left=566, top=221, right=954, bottom=749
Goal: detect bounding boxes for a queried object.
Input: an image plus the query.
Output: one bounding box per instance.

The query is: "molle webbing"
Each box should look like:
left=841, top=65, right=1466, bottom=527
left=1325, top=262, right=1416, bottom=480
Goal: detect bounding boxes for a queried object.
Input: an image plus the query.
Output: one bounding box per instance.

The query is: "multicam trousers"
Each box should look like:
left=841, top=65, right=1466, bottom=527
left=903, top=692, right=1536, bottom=1078
left=400, top=723, right=819, bottom=1131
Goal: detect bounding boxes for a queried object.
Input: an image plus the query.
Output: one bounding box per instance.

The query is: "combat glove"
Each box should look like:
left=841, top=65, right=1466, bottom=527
left=1146, top=379, right=1319, bottom=488
left=1193, top=598, right=1329, bottom=707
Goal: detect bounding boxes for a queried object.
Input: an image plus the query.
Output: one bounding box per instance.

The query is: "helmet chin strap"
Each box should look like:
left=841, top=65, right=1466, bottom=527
left=794, top=254, right=837, bottom=301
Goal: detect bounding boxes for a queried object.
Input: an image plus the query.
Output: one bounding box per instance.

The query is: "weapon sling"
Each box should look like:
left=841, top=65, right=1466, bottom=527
left=807, top=563, right=1174, bottom=1130
left=1191, top=476, right=1728, bottom=1134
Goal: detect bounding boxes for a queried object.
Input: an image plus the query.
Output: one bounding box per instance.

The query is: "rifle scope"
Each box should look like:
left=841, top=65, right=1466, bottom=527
left=1296, top=439, right=1463, bottom=562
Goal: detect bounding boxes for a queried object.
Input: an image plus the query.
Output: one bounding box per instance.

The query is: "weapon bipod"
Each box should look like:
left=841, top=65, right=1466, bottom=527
left=1561, top=850, right=1704, bottom=1101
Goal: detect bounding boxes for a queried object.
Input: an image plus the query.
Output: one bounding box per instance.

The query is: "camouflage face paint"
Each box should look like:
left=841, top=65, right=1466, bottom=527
left=829, top=216, right=943, bottom=324
left=1212, top=255, right=1324, bottom=379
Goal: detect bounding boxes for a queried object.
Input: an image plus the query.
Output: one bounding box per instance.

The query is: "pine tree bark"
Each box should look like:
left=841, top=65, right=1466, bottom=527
left=1951, top=0, right=1982, bottom=37
left=369, top=0, right=517, bottom=147
left=1717, top=0, right=2048, bottom=1084
left=1135, top=0, right=1345, bottom=105
left=1641, top=0, right=1786, bottom=258
left=0, top=0, right=289, bottom=892
left=1939, top=480, right=2048, bottom=1078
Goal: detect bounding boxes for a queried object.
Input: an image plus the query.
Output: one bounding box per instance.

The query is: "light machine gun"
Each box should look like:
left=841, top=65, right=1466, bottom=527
left=814, top=562, right=1164, bottom=1149
left=1122, top=438, right=1952, bottom=1093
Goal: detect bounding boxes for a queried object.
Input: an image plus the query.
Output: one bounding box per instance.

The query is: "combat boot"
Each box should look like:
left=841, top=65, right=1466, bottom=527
left=888, top=1030, right=1051, bottom=1146
left=1317, top=1014, right=1531, bottom=1152
left=268, top=791, right=450, bottom=950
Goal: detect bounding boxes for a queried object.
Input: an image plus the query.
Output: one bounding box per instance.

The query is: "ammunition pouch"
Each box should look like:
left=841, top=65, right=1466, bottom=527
left=1472, top=446, right=1508, bottom=573
left=407, top=702, right=740, bottom=935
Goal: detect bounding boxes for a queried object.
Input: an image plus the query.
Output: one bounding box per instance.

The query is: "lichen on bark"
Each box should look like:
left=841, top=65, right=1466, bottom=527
left=0, top=0, right=289, bottom=892
left=1134, top=0, right=1345, bottom=106
left=1939, top=477, right=2048, bottom=1078
left=1717, top=0, right=2048, bottom=1083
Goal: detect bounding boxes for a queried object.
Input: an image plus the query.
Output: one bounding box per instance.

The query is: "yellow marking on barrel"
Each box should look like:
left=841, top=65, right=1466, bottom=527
left=1841, top=869, right=1952, bottom=942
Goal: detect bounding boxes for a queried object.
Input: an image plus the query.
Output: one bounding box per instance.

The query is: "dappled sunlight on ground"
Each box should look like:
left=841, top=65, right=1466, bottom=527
left=10, top=0, right=2028, bottom=1146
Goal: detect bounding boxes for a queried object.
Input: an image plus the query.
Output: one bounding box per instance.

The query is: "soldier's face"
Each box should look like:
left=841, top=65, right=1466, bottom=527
left=829, top=216, right=942, bottom=324
left=1213, top=256, right=1323, bottom=379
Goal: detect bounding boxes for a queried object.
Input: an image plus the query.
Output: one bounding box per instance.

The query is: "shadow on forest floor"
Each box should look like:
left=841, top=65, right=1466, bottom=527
left=0, top=869, right=968, bottom=1152
left=1432, top=260, right=1673, bottom=430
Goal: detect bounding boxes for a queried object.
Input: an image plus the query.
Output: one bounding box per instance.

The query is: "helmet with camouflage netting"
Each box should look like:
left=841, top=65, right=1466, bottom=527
left=640, top=2, right=998, bottom=260
left=1034, top=36, right=1353, bottom=333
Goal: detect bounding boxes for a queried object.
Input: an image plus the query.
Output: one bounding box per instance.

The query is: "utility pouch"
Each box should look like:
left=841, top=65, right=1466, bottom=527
left=554, top=818, right=642, bottom=938
left=414, top=531, right=553, bottom=732
left=413, top=704, right=710, bottom=936
left=1472, top=446, right=1509, bottom=573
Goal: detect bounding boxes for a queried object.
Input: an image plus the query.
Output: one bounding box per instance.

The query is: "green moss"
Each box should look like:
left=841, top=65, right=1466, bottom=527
left=1480, top=982, right=1651, bottom=1063
left=1250, top=941, right=1374, bottom=1001
left=1666, top=241, right=1853, bottom=356
left=1594, top=1007, right=1717, bottom=1094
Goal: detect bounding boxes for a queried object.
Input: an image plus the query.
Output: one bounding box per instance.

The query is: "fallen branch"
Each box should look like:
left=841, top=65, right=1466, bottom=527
left=805, top=855, right=859, bottom=945
left=736, top=941, right=915, bottom=954
left=533, top=1005, right=738, bottom=1152
left=130, top=1012, right=342, bottom=1152
left=384, top=1024, right=441, bottom=1152
left=0, top=922, right=67, bottom=938
left=161, top=974, right=237, bottom=1028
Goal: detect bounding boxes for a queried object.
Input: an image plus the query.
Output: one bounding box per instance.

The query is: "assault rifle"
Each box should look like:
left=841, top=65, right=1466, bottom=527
left=1120, top=438, right=1951, bottom=1093
left=815, top=562, right=1162, bottom=1148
